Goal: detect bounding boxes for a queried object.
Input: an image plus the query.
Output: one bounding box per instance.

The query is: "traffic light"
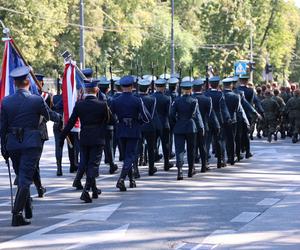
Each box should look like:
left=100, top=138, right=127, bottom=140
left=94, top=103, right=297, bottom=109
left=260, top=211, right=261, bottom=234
left=248, top=61, right=256, bottom=72
left=265, top=63, right=273, bottom=74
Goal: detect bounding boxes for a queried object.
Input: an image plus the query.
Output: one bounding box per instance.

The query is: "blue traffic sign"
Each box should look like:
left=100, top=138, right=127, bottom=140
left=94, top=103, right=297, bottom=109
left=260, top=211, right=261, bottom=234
left=234, top=61, right=248, bottom=76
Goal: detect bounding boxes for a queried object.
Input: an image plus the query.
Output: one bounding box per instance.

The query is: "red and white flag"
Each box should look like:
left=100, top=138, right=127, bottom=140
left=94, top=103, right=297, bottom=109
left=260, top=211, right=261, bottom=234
left=62, top=61, right=80, bottom=132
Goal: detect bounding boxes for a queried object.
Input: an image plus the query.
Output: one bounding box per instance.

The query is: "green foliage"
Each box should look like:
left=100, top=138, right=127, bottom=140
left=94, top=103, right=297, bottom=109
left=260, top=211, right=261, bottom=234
left=0, top=0, right=300, bottom=84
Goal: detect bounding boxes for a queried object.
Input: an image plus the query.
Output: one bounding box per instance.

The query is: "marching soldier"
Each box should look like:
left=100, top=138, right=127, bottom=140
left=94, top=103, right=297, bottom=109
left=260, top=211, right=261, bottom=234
left=273, top=88, right=286, bottom=139
left=171, top=81, right=204, bottom=180
left=152, top=78, right=174, bottom=171
left=222, top=77, right=241, bottom=165
left=192, top=78, right=217, bottom=172
left=262, top=90, right=280, bottom=142
left=136, top=79, right=159, bottom=176
left=285, top=89, right=300, bottom=143
left=98, top=78, right=118, bottom=174
left=60, top=79, right=111, bottom=202
left=205, top=76, right=231, bottom=168
left=110, top=75, right=150, bottom=191
left=0, top=66, right=56, bottom=226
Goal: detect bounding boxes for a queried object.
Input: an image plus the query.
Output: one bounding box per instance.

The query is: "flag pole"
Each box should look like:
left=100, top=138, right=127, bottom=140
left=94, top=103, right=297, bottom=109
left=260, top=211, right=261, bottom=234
left=0, top=21, right=42, bottom=91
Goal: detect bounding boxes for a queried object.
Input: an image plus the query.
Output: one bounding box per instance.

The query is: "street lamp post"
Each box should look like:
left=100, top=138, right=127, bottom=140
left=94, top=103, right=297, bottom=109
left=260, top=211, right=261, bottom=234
left=171, top=0, right=175, bottom=75
left=79, top=0, right=85, bottom=69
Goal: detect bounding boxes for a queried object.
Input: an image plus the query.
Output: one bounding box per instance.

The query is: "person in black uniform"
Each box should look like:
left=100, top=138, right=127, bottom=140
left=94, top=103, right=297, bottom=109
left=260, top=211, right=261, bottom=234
left=60, top=79, right=111, bottom=203
left=222, top=77, right=241, bottom=165
left=98, top=78, right=118, bottom=174
left=0, top=66, right=55, bottom=226
left=136, top=78, right=158, bottom=176
left=192, top=78, right=218, bottom=172
left=152, top=78, right=174, bottom=171
left=110, top=75, right=150, bottom=191
left=205, top=76, right=231, bottom=168
left=171, top=81, right=204, bottom=180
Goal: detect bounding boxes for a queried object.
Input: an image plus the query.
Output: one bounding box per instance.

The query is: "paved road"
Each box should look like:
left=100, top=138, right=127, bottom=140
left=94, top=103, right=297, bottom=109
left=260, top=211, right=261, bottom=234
left=0, top=124, right=300, bottom=249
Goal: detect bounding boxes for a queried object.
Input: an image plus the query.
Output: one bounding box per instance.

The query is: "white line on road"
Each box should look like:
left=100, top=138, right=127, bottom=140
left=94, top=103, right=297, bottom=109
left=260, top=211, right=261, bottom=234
left=256, top=198, right=280, bottom=206
left=230, top=212, right=260, bottom=223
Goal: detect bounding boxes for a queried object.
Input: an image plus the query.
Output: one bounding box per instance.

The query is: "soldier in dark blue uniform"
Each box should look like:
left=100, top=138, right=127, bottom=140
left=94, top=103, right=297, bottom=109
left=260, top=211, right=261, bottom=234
left=192, top=78, right=218, bottom=172
left=60, top=79, right=111, bottom=203
left=52, top=81, right=64, bottom=176
left=166, top=77, right=178, bottom=160
left=171, top=81, right=204, bottom=180
left=98, top=78, right=118, bottom=174
left=1, top=66, right=54, bottom=226
left=110, top=75, right=150, bottom=191
left=152, top=78, right=173, bottom=171
left=222, top=77, right=241, bottom=165
left=205, top=76, right=231, bottom=168
left=237, top=75, right=263, bottom=158
left=136, top=79, right=158, bottom=176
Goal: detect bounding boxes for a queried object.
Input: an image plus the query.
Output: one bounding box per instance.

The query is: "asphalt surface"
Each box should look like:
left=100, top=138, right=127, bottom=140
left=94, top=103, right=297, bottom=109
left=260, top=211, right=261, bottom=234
left=0, top=124, right=300, bottom=250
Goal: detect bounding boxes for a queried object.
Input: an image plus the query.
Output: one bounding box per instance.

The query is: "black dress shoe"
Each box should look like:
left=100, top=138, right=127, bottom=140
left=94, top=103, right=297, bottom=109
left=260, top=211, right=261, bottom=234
left=164, top=162, right=174, bottom=171
left=56, top=166, right=63, bottom=176
left=129, top=180, right=137, bottom=188
left=149, top=167, right=157, bottom=176
left=116, top=179, right=127, bottom=192
left=12, top=214, right=31, bottom=227
left=177, top=173, right=183, bottom=180
left=188, top=167, right=196, bottom=178
left=80, top=190, right=92, bottom=203
left=92, top=189, right=101, bottom=199
left=37, top=186, right=46, bottom=198
left=109, top=164, right=118, bottom=174
left=245, top=152, right=253, bottom=159
left=201, top=167, right=206, bottom=173
left=73, top=179, right=83, bottom=190
left=274, top=134, right=278, bottom=141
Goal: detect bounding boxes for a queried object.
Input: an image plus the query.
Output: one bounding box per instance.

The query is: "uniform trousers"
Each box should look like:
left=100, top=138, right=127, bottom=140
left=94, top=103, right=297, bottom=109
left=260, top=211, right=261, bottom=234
left=174, top=133, right=196, bottom=167
left=156, top=128, right=171, bottom=165
left=223, top=123, right=237, bottom=163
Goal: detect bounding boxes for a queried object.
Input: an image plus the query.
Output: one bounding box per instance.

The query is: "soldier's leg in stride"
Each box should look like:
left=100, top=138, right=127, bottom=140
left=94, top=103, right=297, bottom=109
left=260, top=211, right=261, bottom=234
left=53, top=127, right=63, bottom=176
left=187, top=133, right=196, bottom=178
left=174, top=134, right=185, bottom=180
left=161, top=128, right=173, bottom=171
left=144, top=131, right=157, bottom=176
left=33, top=144, right=46, bottom=198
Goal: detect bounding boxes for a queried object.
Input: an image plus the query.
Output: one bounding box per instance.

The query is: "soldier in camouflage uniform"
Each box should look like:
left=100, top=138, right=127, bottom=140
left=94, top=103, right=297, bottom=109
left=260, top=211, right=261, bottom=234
left=273, top=88, right=286, bottom=139
left=261, top=90, right=280, bottom=142
left=285, top=89, right=300, bottom=143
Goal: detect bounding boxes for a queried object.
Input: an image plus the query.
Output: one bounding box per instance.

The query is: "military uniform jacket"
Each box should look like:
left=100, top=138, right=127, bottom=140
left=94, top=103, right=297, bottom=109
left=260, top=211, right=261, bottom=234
left=1, top=89, right=50, bottom=151
left=192, top=92, right=219, bottom=131
left=61, top=95, right=110, bottom=146
left=205, top=89, right=231, bottom=125
left=261, top=96, right=280, bottom=120
left=52, top=94, right=63, bottom=130
left=110, top=92, right=150, bottom=139
left=38, top=91, right=53, bottom=141
left=152, top=91, right=172, bottom=129
left=170, top=94, right=204, bottom=134
left=136, top=93, right=159, bottom=132
left=285, top=96, right=300, bottom=119
left=234, top=88, right=255, bottom=124
left=238, top=85, right=264, bottom=114
left=223, top=89, right=240, bottom=124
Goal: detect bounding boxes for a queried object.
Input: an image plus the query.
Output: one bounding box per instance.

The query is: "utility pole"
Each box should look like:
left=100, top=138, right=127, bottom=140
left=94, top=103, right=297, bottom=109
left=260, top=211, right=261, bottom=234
left=250, top=28, right=254, bottom=82
left=171, top=0, right=175, bottom=75
left=79, top=0, right=85, bottom=69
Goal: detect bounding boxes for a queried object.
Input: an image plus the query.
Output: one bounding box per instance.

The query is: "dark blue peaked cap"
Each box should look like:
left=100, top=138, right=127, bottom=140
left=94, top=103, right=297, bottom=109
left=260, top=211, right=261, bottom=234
left=209, top=76, right=221, bottom=83
left=10, top=66, right=30, bottom=81
left=84, top=79, right=97, bottom=88
left=181, top=81, right=193, bottom=89
left=35, top=74, right=44, bottom=81
left=82, top=68, right=93, bottom=78
left=120, top=75, right=135, bottom=86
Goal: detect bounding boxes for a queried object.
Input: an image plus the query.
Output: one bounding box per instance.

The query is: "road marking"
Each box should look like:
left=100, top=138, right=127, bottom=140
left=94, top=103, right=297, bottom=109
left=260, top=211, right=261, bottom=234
left=277, top=187, right=297, bottom=193
left=191, top=243, right=218, bottom=250
left=202, top=230, right=236, bottom=245
left=230, top=212, right=260, bottom=223
left=256, top=198, right=280, bottom=206
left=175, top=242, right=187, bottom=249
left=0, top=203, right=123, bottom=249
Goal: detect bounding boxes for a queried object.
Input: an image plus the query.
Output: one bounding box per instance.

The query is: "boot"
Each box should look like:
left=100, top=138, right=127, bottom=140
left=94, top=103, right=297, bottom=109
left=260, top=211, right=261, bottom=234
left=128, top=169, right=137, bottom=188
left=109, top=164, right=118, bottom=174
left=24, top=191, right=32, bottom=219
left=12, top=187, right=31, bottom=227
left=72, top=169, right=84, bottom=190
left=201, top=164, right=206, bottom=173
left=188, top=165, right=196, bottom=178
left=56, top=159, right=62, bottom=176
left=245, top=152, right=253, bottom=159
left=138, top=155, right=144, bottom=166
left=91, top=179, right=101, bottom=199
left=274, top=133, right=278, bottom=141
left=37, top=186, right=46, bottom=198
left=267, top=133, right=272, bottom=143
left=217, top=159, right=226, bottom=168
left=80, top=178, right=92, bottom=203
left=69, top=164, right=78, bottom=173
left=133, top=164, right=140, bottom=179
left=177, top=165, right=183, bottom=180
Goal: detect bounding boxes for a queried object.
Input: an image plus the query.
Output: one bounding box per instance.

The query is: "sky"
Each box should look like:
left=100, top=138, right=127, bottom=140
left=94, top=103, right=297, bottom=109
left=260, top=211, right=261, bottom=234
left=295, top=0, right=300, bottom=7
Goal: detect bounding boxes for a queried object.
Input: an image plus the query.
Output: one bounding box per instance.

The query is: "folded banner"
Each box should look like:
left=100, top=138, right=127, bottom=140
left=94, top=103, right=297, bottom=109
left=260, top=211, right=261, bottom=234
left=62, top=60, right=82, bottom=132
left=0, top=38, right=39, bottom=103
